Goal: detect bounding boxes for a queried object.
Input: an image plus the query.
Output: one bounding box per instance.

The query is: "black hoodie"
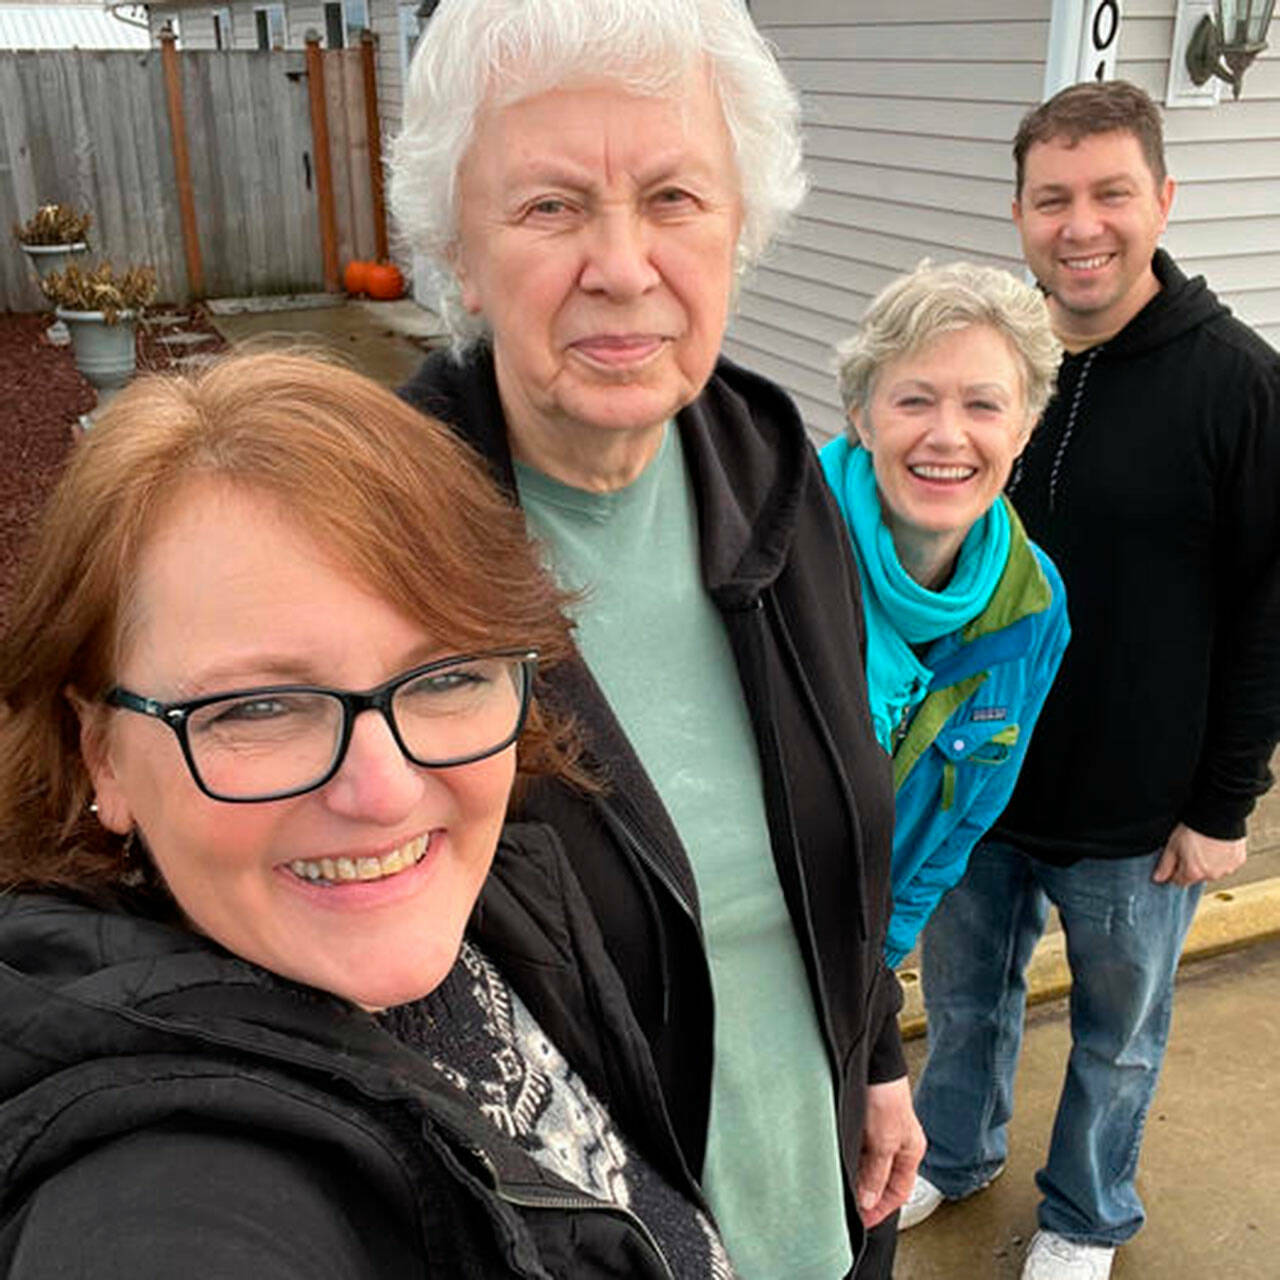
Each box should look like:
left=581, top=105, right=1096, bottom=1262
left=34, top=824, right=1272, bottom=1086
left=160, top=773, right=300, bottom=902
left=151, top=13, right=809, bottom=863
left=997, top=250, right=1280, bottom=861
left=0, top=827, right=705, bottom=1278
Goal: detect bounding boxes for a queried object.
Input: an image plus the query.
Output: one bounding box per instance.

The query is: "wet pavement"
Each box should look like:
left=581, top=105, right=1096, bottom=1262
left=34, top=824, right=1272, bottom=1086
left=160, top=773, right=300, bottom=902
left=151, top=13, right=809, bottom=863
left=897, top=934, right=1280, bottom=1280
left=896, top=772, right=1280, bottom=1278
left=207, top=295, right=441, bottom=388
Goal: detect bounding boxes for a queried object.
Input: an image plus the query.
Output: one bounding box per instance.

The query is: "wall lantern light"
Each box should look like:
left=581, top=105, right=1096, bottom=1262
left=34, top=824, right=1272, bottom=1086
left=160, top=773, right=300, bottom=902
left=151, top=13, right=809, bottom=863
left=1186, top=0, right=1276, bottom=98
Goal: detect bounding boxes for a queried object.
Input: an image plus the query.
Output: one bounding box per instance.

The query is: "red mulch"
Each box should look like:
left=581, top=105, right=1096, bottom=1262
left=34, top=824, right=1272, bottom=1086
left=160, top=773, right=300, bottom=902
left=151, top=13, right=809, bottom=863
left=0, top=306, right=227, bottom=621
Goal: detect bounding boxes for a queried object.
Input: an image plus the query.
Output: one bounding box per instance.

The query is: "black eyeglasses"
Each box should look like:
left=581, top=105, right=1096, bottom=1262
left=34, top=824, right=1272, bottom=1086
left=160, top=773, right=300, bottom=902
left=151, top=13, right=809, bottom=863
left=105, top=649, right=538, bottom=803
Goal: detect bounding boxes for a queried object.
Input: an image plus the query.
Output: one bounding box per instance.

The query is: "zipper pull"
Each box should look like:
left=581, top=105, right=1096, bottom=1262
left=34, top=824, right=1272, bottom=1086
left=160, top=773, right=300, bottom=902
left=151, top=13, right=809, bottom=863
left=891, top=703, right=912, bottom=754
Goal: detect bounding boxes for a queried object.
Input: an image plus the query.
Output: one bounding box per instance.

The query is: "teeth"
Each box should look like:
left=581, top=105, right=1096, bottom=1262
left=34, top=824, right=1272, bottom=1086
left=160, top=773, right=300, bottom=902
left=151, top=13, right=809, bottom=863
left=289, top=835, right=431, bottom=887
left=1064, top=254, right=1111, bottom=269
left=911, top=464, right=975, bottom=480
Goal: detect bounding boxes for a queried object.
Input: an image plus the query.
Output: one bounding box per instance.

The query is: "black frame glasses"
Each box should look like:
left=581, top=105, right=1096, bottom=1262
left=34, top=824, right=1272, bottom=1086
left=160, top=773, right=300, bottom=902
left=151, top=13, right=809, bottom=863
left=104, top=649, right=538, bottom=804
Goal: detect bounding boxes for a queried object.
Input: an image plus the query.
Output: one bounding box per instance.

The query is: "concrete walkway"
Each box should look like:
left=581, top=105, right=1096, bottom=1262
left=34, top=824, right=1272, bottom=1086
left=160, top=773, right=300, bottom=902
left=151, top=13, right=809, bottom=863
left=896, top=934, right=1280, bottom=1279
left=207, top=295, right=442, bottom=388
left=898, top=778, right=1280, bottom=1278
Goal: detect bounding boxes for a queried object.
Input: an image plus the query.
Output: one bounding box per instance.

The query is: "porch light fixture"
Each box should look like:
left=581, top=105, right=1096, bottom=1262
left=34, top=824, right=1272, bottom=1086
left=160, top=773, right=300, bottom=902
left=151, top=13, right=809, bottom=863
left=1186, top=0, right=1276, bottom=99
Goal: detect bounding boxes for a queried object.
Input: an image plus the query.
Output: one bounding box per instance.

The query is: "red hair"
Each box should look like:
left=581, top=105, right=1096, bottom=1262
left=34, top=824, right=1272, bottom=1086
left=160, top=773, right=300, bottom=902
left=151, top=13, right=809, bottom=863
left=0, top=350, right=582, bottom=892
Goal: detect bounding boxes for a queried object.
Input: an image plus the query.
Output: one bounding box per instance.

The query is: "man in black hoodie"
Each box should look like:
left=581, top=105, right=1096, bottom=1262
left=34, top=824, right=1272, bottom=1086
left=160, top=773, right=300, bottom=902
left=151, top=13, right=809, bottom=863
left=904, top=81, right=1280, bottom=1280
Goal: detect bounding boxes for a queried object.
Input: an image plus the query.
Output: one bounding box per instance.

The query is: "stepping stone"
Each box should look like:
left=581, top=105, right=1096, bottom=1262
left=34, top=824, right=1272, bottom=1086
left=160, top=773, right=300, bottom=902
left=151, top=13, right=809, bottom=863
left=157, top=330, right=218, bottom=348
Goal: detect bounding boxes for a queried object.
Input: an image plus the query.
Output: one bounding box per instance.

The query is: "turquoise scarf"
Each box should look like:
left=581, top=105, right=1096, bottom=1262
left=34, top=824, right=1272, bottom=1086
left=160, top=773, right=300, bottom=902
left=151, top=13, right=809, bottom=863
left=819, top=437, right=1010, bottom=750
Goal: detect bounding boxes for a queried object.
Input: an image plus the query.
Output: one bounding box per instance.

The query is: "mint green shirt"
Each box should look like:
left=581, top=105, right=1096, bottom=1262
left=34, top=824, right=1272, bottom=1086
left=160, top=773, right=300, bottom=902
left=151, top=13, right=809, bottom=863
left=516, top=428, right=851, bottom=1280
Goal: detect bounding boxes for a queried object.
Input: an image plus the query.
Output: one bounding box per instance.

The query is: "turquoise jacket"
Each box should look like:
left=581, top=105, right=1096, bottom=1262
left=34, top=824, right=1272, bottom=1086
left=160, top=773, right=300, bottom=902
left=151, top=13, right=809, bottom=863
left=820, top=441, right=1070, bottom=965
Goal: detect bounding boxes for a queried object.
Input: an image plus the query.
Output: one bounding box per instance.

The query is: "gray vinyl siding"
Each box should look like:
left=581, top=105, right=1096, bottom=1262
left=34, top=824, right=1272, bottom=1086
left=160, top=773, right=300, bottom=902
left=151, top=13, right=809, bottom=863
left=727, top=1, right=1054, bottom=440
left=1116, top=0, right=1280, bottom=350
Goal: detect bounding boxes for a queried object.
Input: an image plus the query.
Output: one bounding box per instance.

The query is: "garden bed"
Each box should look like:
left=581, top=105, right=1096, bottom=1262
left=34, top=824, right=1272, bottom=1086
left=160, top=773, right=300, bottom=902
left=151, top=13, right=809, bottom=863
left=0, top=307, right=226, bottom=620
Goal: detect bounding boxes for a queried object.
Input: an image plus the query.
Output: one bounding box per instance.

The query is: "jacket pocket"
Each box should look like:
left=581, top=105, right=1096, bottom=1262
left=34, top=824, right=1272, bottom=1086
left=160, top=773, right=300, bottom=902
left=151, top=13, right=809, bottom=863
left=934, top=723, right=1020, bottom=810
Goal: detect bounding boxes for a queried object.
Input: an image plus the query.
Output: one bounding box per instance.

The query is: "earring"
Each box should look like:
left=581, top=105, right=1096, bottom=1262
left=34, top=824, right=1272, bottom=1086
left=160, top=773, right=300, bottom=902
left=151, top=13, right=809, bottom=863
left=89, top=800, right=99, bottom=815
left=121, top=828, right=137, bottom=862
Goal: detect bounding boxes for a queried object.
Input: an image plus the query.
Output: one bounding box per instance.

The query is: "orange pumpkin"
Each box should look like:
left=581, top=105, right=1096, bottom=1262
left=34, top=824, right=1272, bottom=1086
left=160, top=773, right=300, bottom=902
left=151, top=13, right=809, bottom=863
left=365, top=261, right=405, bottom=301
left=343, top=259, right=371, bottom=295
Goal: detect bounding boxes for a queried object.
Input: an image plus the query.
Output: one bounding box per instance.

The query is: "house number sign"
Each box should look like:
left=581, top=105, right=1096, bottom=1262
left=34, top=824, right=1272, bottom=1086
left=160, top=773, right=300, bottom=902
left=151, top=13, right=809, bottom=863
left=1078, top=0, right=1121, bottom=82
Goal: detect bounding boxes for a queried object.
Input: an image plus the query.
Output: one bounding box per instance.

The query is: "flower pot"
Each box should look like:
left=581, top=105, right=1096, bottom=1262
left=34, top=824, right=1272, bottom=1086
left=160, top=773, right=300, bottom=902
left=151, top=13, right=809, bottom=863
left=20, top=241, right=89, bottom=282
left=56, top=308, right=138, bottom=390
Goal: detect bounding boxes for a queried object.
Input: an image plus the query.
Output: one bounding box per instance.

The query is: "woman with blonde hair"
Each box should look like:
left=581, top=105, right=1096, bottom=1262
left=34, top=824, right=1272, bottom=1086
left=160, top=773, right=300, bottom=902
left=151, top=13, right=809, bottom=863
left=0, top=351, right=737, bottom=1278
left=822, top=260, right=1070, bottom=980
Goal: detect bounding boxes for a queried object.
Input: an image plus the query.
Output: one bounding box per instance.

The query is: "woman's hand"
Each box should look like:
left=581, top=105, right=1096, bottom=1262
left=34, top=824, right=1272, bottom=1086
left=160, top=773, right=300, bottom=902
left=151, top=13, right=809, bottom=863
left=856, top=1074, right=927, bottom=1228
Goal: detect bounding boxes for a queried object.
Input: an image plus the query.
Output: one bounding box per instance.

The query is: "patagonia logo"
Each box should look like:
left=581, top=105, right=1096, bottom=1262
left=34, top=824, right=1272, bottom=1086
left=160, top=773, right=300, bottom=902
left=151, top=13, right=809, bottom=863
left=970, top=706, right=1008, bottom=722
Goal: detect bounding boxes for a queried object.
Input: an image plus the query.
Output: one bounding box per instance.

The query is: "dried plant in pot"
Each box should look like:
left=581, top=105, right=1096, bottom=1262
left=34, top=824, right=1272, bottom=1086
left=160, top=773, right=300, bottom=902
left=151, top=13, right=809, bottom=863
left=40, top=262, right=158, bottom=390
left=14, top=203, right=93, bottom=281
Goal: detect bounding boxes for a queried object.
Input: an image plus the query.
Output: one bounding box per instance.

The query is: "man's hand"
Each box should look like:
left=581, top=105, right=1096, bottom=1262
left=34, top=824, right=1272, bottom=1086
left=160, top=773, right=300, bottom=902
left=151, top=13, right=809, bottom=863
left=1152, top=822, right=1246, bottom=886
left=856, top=1075, right=926, bottom=1228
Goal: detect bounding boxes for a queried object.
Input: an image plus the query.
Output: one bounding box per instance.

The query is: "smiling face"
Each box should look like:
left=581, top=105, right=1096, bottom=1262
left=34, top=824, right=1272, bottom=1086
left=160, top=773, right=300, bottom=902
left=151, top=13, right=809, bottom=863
left=1013, top=129, right=1174, bottom=345
left=851, top=325, right=1031, bottom=583
left=83, top=481, right=514, bottom=1010
left=453, top=71, right=743, bottom=489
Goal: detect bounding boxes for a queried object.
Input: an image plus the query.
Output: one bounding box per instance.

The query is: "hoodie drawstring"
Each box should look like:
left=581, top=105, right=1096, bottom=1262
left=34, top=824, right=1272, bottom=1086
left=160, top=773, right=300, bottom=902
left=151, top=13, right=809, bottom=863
left=1046, top=345, right=1102, bottom=513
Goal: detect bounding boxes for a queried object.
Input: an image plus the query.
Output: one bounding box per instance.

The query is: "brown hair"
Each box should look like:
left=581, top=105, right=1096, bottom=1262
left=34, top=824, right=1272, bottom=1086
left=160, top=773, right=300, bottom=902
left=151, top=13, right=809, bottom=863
left=1013, top=79, right=1166, bottom=195
left=0, top=349, right=583, bottom=894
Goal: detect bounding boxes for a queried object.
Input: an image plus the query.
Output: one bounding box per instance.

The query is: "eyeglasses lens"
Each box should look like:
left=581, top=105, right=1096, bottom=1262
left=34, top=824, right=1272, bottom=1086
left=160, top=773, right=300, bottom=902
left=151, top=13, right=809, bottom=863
left=185, top=656, right=525, bottom=800
left=392, top=656, right=524, bottom=766
left=187, top=691, right=344, bottom=800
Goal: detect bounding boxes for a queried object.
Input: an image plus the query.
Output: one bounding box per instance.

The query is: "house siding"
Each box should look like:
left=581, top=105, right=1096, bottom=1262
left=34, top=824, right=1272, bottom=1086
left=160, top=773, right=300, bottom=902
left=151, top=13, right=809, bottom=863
left=1117, top=0, right=1280, bottom=350
left=730, top=0, right=1279, bottom=437
left=728, top=1, right=1053, bottom=439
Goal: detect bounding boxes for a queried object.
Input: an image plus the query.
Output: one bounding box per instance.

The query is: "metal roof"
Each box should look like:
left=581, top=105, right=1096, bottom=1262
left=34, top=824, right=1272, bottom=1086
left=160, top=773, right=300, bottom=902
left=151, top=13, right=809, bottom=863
left=0, top=3, right=152, bottom=50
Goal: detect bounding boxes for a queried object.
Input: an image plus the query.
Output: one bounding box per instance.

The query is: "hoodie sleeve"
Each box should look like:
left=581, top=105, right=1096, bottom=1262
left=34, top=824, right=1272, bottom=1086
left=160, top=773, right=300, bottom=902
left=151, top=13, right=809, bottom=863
left=1180, top=347, right=1280, bottom=839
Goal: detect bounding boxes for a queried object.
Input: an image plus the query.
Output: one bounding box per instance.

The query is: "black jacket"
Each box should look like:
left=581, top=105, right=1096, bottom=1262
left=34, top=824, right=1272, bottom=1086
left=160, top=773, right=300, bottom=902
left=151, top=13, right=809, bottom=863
left=401, top=349, right=903, bottom=1256
left=0, top=825, right=705, bottom=1279
left=998, top=250, right=1280, bottom=861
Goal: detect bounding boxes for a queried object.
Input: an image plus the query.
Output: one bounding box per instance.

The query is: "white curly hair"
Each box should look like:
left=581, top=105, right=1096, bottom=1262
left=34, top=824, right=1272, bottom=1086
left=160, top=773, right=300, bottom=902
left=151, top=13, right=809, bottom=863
left=389, top=0, right=807, bottom=353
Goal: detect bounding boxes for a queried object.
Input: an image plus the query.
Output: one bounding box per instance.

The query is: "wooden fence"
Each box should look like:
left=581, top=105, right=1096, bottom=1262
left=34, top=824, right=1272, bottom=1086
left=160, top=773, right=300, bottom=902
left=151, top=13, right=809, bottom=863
left=0, top=38, right=384, bottom=310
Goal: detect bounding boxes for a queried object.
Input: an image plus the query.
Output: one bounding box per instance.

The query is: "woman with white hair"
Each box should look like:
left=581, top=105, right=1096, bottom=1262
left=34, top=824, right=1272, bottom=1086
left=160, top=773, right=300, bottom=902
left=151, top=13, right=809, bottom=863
left=821, top=261, right=1070, bottom=982
left=391, top=2, right=916, bottom=1276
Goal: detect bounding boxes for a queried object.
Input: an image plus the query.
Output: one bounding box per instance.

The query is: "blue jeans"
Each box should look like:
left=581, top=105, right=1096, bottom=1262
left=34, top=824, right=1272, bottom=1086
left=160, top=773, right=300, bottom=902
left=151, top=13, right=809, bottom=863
left=914, top=839, right=1202, bottom=1247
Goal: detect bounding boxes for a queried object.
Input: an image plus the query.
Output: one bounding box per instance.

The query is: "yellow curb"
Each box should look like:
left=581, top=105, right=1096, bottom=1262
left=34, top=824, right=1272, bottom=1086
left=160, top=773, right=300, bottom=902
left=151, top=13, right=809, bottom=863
left=897, top=874, right=1280, bottom=1040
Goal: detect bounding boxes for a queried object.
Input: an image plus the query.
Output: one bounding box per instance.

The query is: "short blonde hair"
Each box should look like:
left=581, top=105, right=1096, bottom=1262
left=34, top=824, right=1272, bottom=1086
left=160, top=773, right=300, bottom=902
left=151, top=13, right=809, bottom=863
left=835, top=260, right=1062, bottom=430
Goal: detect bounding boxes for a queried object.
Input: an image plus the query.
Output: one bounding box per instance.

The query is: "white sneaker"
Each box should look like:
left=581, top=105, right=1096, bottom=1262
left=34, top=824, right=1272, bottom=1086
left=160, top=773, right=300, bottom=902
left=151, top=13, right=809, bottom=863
left=898, top=1174, right=945, bottom=1230
left=898, top=1165, right=1004, bottom=1231
left=1021, top=1230, right=1115, bottom=1280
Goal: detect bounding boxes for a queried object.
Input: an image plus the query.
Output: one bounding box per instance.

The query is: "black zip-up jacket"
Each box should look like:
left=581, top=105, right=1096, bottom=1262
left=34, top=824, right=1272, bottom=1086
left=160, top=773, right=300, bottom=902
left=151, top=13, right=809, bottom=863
left=0, top=826, right=708, bottom=1279
left=998, top=250, right=1280, bottom=861
left=401, top=348, right=903, bottom=1257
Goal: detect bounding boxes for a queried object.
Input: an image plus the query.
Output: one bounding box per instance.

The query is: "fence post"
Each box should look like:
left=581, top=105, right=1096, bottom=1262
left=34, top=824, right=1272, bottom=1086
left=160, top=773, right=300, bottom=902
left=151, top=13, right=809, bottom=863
left=305, top=32, right=341, bottom=293
left=359, top=30, right=388, bottom=263
left=160, top=26, right=204, bottom=299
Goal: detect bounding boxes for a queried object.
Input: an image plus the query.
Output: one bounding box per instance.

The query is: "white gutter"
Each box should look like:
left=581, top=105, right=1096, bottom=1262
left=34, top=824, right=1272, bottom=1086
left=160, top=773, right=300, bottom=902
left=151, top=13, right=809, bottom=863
left=105, top=2, right=152, bottom=31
